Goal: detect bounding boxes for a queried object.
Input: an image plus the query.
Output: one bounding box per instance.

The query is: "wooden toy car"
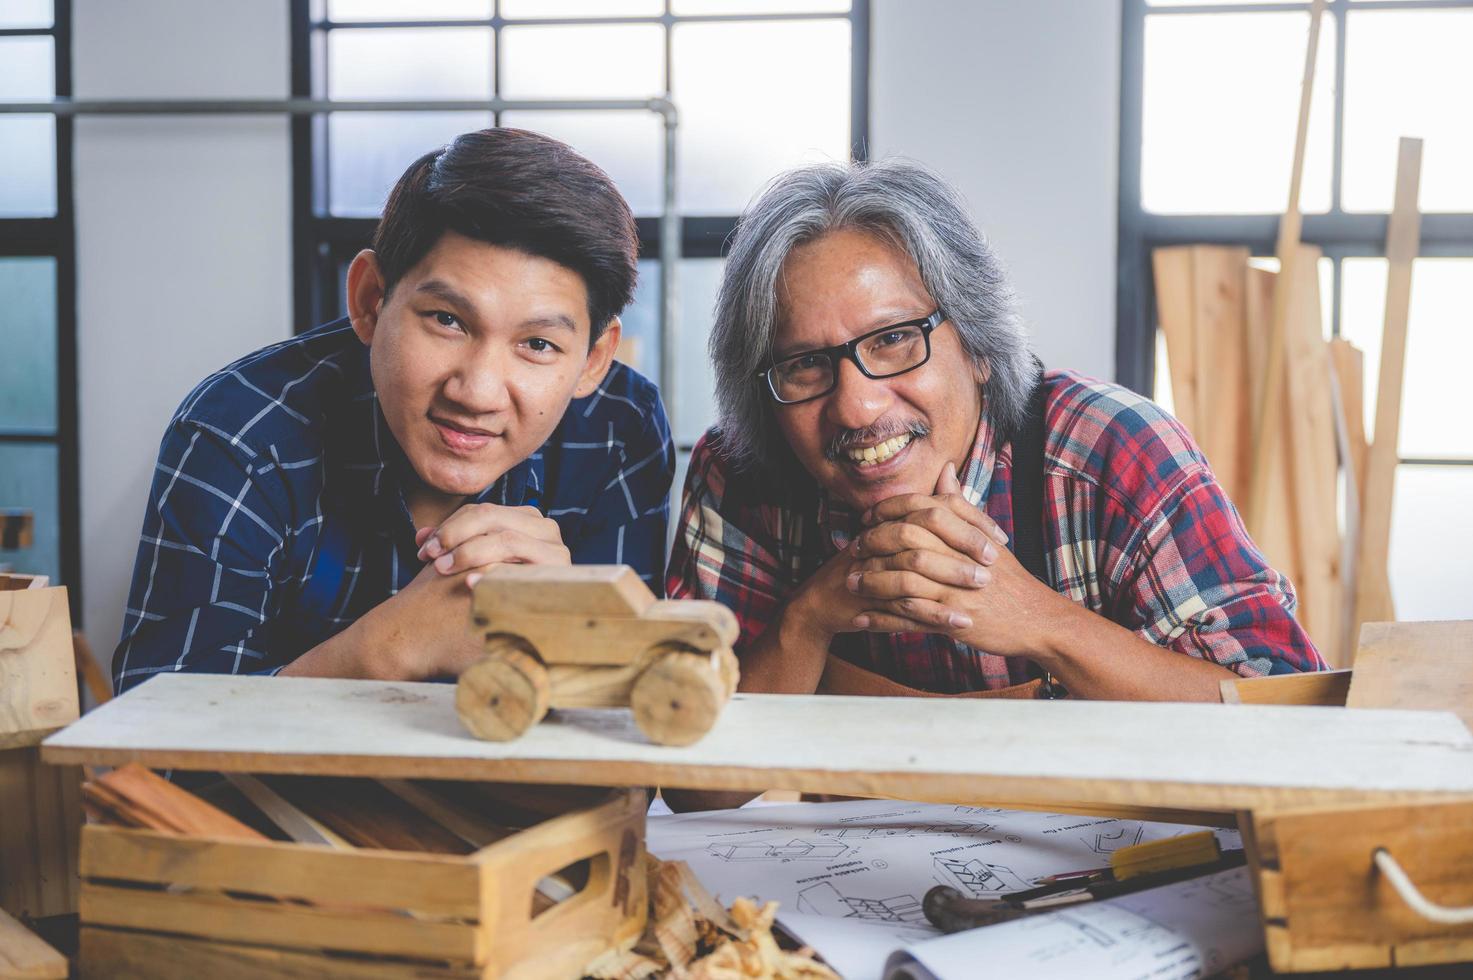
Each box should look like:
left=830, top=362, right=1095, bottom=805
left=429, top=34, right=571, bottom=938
left=456, top=565, right=740, bottom=747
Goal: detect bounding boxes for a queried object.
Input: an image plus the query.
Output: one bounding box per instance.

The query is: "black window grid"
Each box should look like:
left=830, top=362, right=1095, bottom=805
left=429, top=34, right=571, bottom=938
left=290, top=0, right=871, bottom=332
left=0, top=1, right=80, bottom=616
left=1117, top=0, right=1473, bottom=471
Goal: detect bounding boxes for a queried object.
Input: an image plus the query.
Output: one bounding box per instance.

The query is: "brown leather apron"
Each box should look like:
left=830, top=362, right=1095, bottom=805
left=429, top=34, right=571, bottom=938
left=817, top=653, right=1044, bottom=700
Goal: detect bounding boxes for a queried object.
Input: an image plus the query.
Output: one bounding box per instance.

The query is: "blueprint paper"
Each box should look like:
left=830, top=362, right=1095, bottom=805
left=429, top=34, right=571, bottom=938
left=646, top=799, right=1245, bottom=980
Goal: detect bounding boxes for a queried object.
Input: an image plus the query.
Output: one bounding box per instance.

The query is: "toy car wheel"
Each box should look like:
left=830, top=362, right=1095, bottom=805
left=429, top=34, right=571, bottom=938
left=714, top=645, right=739, bottom=700
left=630, top=650, right=726, bottom=747
left=456, top=638, right=550, bottom=742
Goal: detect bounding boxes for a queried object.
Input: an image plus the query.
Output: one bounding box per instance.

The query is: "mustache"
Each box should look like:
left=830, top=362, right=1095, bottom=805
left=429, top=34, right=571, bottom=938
left=825, top=420, right=931, bottom=462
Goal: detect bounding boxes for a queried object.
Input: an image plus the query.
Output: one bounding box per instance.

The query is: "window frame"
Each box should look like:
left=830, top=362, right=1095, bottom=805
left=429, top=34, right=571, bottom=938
left=0, top=1, right=80, bottom=613
left=288, top=0, right=873, bottom=394
left=1117, top=0, right=1473, bottom=473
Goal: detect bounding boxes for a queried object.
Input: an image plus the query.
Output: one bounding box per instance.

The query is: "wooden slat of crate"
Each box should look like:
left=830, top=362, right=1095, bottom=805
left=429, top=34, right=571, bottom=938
left=0, top=584, right=78, bottom=750
left=80, top=926, right=478, bottom=979
left=43, top=674, right=1473, bottom=813
left=81, top=881, right=482, bottom=963
left=80, top=825, right=483, bottom=920
left=1258, top=799, right=1473, bottom=971
left=0, top=747, right=81, bottom=920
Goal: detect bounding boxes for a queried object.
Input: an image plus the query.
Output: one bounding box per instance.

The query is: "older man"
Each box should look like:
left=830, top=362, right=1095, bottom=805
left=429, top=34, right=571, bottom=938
left=667, top=159, right=1323, bottom=713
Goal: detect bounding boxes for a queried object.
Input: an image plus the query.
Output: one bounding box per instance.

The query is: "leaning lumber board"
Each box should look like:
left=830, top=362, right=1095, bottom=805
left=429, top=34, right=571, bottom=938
left=1281, top=245, right=1342, bottom=660
left=0, top=908, right=66, bottom=980
left=42, top=674, right=1473, bottom=815
left=1152, top=246, right=1202, bottom=435
left=1246, top=0, right=1327, bottom=536
left=1348, top=621, right=1473, bottom=733
left=1356, top=136, right=1424, bottom=630
left=1191, top=247, right=1252, bottom=503
left=0, top=585, right=78, bottom=749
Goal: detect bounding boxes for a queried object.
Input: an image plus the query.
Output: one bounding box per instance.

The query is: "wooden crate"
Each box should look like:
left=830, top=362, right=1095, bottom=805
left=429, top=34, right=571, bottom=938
left=77, top=783, right=648, bottom=980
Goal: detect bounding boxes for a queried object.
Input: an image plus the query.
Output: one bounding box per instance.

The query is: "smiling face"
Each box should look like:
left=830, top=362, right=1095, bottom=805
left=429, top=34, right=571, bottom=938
left=347, top=231, right=619, bottom=515
left=771, top=227, right=984, bottom=512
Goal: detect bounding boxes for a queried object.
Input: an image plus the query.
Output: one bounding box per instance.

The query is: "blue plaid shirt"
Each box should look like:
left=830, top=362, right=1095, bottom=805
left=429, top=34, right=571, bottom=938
left=113, top=319, right=673, bottom=693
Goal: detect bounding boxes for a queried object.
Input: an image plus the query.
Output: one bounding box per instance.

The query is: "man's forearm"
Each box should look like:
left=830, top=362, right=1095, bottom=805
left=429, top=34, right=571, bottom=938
left=1028, top=597, right=1238, bottom=702
left=278, top=609, right=404, bottom=680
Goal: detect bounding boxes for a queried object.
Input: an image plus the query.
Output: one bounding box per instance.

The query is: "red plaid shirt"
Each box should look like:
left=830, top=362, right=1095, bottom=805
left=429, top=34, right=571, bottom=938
left=667, top=369, right=1324, bottom=692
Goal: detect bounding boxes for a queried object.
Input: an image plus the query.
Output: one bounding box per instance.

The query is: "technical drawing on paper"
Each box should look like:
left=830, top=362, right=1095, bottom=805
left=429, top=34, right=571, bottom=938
left=797, top=881, right=928, bottom=924
left=1085, top=825, right=1145, bottom=854
left=934, top=857, right=1034, bottom=897
left=816, top=820, right=992, bottom=840
left=706, top=839, right=850, bottom=862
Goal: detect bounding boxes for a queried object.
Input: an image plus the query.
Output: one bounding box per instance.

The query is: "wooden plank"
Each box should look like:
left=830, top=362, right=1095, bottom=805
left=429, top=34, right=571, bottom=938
left=1280, top=245, right=1343, bottom=661
left=1245, top=265, right=1303, bottom=597
left=80, top=926, right=479, bottom=980
left=1329, top=338, right=1369, bottom=511
left=0, top=585, right=78, bottom=749
left=1348, top=620, right=1473, bottom=732
left=1273, top=799, right=1473, bottom=950
left=42, top=674, right=1473, bottom=814
left=1189, top=247, right=1252, bottom=504
left=0, top=907, right=66, bottom=980
left=81, top=881, right=482, bottom=963
left=0, top=747, right=80, bottom=920
left=1246, top=0, right=1327, bottom=536
left=1220, top=669, right=1351, bottom=707
left=80, top=825, right=483, bottom=919
left=1356, top=136, right=1424, bottom=629
left=1152, top=246, right=1201, bottom=435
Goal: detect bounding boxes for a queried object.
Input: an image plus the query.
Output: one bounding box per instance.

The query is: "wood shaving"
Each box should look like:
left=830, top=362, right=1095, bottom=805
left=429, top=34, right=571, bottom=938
left=586, top=857, right=838, bottom=980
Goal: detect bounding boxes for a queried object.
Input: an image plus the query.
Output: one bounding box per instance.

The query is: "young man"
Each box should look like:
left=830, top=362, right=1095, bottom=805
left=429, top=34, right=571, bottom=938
left=114, top=129, right=672, bottom=693
left=669, top=159, right=1324, bottom=711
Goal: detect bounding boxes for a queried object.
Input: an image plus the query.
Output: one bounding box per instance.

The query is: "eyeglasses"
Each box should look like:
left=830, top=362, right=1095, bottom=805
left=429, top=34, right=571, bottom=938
left=757, top=309, right=945, bottom=405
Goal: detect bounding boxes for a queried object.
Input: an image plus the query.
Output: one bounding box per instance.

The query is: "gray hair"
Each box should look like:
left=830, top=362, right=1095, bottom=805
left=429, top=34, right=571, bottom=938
left=708, top=157, right=1035, bottom=475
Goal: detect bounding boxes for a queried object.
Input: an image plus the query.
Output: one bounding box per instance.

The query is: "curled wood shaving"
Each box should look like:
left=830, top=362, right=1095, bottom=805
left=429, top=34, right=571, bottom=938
left=586, top=857, right=837, bottom=980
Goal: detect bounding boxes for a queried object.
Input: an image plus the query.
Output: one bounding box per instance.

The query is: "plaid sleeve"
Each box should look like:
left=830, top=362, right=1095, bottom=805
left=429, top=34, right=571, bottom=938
left=565, top=392, right=675, bottom=593
left=666, top=434, right=795, bottom=650
left=112, top=421, right=293, bottom=693
left=1117, top=464, right=1326, bottom=677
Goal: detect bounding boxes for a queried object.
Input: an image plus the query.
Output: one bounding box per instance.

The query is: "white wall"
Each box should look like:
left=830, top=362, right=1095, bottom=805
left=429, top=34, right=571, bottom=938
left=74, top=0, right=292, bottom=679
left=871, top=0, right=1122, bottom=381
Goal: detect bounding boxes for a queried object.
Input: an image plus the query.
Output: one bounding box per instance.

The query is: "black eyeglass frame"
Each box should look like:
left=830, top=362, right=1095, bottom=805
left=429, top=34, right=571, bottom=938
left=757, top=309, right=946, bottom=405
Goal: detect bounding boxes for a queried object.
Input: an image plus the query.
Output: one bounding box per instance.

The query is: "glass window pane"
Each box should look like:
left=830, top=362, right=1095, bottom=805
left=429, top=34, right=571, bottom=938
left=0, top=443, right=60, bottom=585
left=1343, top=10, right=1473, bottom=212
left=499, top=25, right=664, bottom=99
left=0, top=258, right=57, bottom=433
left=500, top=110, right=663, bottom=215
left=327, top=27, right=491, bottom=100
left=327, top=111, right=491, bottom=216
left=1341, top=258, right=1473, bottom=459
left=673, top=19, right=851, bottom=215
left=1142, top=12, right=1334, bottom=214
left=618, top=259, right=663, bottom=385
left=673, top=0, right=848, bottom=12
left=1388, top=465, right=1473, bottom=621
left=0, top=36, right=53, bottom=100
left=502, top=0, right=663, bottom=16
left=672, top=259, right=724, bottom=448
left=0, top=0, right=50, bottom=28
left=327, top=0, right=491, bottom=20
left=0, top=115, right=56, bottom=217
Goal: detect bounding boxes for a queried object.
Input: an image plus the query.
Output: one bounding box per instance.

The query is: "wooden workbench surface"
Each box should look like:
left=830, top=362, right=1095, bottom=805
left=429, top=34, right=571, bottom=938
left=42, top=673, right=1473, bottom=813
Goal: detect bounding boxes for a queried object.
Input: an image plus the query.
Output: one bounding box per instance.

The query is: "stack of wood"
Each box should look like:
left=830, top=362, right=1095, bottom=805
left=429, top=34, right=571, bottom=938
left=1152, top=137, right=1423, bottom=669
left=0, top=571, right=79, bottom=980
